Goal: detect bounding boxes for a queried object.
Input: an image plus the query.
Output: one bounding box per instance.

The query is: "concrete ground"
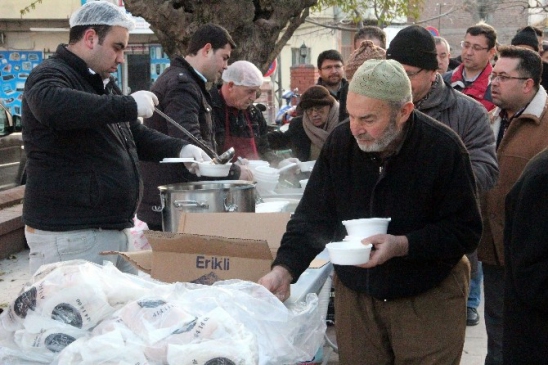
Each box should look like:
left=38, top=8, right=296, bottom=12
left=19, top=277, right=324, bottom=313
left=0, top=250, right=487, bottom=364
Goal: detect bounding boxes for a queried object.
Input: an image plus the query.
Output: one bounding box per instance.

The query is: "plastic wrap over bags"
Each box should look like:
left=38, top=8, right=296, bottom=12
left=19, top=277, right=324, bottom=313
left=165, top=280, right=325, bottom=365
left=0, top=260, right=326, bottom=365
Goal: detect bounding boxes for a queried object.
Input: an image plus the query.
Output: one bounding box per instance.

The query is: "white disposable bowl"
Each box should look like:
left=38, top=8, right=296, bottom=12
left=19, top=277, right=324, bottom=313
left=197, top=162, right=232, bottom=177
left=343, top=235, right=362, bottom=243
left=254, top=176, right=278, bottom=195
left=299, top=179, right=309, bottom=189
left=298, top=160, right=316, bottom=172
left=342, top=217, right=391, bottom=239
left=326, top=241, right=373, bottom=265
left=254, top=166, right=280, bottom=176
left=247, top=160, right=270, bottom=169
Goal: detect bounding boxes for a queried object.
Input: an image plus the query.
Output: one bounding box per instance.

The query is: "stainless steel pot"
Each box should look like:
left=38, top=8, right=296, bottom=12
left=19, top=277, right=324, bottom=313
left=153, top=180, right=256, bottom=232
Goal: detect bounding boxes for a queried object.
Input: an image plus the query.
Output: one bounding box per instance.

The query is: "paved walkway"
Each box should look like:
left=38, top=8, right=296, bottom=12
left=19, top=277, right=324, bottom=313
left=0, top=250, right=487, bottom=364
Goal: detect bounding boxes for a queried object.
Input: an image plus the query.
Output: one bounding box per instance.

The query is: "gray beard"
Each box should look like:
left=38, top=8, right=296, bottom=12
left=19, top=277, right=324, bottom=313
left=357, top=117, right=401, bottom=153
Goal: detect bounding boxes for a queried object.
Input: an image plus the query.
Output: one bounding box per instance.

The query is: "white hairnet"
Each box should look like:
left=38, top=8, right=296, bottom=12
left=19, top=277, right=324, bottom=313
left=69, top=1, right=136, bottom=31
left=222, top=61, right=264, bottom=87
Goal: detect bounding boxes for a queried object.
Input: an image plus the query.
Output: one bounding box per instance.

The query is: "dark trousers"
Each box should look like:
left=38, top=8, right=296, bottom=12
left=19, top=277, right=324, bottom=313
left=483, top=263, right=505, bottom=365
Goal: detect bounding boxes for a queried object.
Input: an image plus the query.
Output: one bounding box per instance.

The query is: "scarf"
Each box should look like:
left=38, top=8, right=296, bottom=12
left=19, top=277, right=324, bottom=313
left=303, top=102, right=340, bottom=150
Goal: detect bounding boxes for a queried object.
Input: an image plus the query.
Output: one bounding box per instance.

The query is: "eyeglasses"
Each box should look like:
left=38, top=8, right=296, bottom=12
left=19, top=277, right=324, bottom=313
left=320, top=64, right=343, bottom=71
left=406, top=69, right=424, bottom=78
left=305, top=106, right=327, bottom=114
left=460, top=41, right=490, bottom=52
left=489, top=73, right=530, bottom=83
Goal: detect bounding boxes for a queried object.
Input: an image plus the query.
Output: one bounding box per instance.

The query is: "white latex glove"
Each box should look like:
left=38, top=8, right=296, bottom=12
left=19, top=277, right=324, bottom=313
left=131, top=90, right=159, bottom=118
left=180, top=144, right=212, bottom=175
left=278, top=157, right=301, bottom=174
left=238, top=164, right=254, bottom=181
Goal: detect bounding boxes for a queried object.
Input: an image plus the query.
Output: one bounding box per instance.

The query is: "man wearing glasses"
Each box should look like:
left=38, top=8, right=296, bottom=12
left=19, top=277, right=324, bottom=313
left=387, top=25, right=499, bottom=336
left=479, top=45, right=548, bottom=365
left=316, top=49, right=348, bottom=101
left=443, top=22, right=497, bottom=111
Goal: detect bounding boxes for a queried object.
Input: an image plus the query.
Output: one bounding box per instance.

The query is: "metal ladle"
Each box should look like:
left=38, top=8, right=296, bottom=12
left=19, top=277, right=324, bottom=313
left=153, top=107, right=234, bottom=164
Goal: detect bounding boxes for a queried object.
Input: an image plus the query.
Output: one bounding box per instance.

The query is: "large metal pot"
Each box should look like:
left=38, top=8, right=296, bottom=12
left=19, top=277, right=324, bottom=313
left=153, top=180, right=256, bottom=232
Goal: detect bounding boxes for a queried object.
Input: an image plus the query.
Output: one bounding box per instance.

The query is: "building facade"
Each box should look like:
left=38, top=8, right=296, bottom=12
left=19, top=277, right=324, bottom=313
left=0, top=0, right=164, bottom=119
left=416, top=0, right=545, bottom=54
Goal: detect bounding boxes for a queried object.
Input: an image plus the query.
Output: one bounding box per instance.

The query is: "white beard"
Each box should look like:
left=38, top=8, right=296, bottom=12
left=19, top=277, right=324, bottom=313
left=356, top=117, right=401, bottom=152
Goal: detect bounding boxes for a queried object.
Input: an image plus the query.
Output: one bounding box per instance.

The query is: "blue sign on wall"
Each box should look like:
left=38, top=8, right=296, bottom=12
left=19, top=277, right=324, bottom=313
left=0, top=51, right=43, bottom=117
left=149, top=45, right=170, bottom=85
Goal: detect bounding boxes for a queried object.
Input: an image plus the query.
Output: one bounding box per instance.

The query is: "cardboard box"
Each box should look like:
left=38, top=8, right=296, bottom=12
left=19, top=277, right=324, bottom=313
left=114, top=212, right=291, bottom=284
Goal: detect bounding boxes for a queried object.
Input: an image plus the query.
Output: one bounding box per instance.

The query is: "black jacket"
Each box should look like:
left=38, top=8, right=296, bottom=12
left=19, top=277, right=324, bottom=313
left=22, top=44, right=184, bottom=231
left=273, top=113, right=481, bottom=300
left=317, top=77, right=348, bottom=101
left=503, top=148, right=548, bottom=364
left=338, top=83, right=349, bottom=122
left=138, top=57, right=239, bottom=227
left=267, top=116, right=312, bottom=162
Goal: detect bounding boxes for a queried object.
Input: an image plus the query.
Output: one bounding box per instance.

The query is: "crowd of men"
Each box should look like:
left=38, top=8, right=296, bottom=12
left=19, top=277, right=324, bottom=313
left=18, top=1, right=548, bottom=363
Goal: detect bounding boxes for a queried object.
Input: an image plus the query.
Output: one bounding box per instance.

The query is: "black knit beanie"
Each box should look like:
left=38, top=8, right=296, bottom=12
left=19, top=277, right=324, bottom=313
left=386, top=25, right=438, bottom=71
left=511, top=26, right=540, bottom=52
left=298, top=85, right=336, bottom=110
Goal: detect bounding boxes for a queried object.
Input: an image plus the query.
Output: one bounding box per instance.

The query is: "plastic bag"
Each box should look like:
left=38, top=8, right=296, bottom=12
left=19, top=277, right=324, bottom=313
left=167, top=280, right=326, bottom=364
left=117, top=297, right=197, bottom=344
left=1, top=262, right=325, bottom=365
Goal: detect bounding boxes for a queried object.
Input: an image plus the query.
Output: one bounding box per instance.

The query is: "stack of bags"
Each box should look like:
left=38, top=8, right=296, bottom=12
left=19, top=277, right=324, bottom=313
left=0, top=260, right=325, bottom=365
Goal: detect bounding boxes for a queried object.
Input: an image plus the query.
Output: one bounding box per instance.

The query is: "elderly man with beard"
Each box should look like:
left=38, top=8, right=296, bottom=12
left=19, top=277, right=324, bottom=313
left=259, top=59, right=481, bottom=364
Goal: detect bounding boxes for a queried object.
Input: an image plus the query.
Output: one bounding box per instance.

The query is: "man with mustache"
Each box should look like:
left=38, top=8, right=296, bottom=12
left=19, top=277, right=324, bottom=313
left=316, top=49, right=347, bottom=101
left=480, top=45, right=548, bottom=365
left=259, top=59, right=481, bottom=364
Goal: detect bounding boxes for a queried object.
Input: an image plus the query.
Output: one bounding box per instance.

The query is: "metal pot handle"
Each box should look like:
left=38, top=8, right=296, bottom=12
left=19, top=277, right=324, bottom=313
left=152, top=193, right=166, bottom=212
left=173, top=200, right=210, bottom=209
left=223, top=189, right=238, bottom=212
left=224, top=197, right=238, bottom=212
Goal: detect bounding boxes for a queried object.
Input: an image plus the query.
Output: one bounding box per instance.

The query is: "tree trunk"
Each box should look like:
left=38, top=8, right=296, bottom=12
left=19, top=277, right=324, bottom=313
left=123, top=0, right=318, bottom=73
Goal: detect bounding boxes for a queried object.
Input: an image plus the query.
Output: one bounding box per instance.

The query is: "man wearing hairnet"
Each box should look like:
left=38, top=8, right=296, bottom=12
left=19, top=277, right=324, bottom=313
left=21, top=1, right=209, bottom=275
left=211, top=60, right=282, bottom=163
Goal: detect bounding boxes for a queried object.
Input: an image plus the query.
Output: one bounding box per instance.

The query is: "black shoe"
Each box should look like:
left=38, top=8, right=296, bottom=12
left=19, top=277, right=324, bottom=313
left=467, top=307, right=480, bottom=326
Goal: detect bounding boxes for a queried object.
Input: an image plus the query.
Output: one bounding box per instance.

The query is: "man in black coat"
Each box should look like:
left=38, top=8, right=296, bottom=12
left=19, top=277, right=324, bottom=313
left=138, top=24, right=253, bottom=230
left=21, top=1, right=209, bottom=274
left=503, top=148, right=548, bottom=364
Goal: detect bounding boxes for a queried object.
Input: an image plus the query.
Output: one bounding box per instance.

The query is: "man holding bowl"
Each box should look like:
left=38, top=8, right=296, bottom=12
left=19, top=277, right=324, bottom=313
left=259, top=59, right=481, bottom=364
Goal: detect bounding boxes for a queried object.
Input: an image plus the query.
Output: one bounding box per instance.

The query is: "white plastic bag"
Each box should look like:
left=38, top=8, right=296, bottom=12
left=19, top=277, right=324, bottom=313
left=117, top=297, right=196, bottom=344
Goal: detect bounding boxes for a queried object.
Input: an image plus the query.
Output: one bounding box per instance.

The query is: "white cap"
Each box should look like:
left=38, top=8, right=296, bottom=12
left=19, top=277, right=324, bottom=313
left=69, top=1, right=136, bottom=31
left=222, top=60, right=264, bottom=87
